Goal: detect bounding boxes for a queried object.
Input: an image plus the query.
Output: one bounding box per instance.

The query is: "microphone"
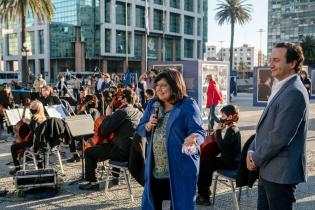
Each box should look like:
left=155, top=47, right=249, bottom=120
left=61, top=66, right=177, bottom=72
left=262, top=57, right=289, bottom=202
left=152, top=101, right=160, bottom=134
left=153, top=101, right=160, bottom=120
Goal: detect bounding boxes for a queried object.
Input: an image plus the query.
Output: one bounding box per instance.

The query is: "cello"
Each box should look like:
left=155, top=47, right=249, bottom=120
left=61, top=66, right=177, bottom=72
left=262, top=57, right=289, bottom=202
left=14, top=98, right=32, bottom=157
left=83, top=114, right=114, bottom=152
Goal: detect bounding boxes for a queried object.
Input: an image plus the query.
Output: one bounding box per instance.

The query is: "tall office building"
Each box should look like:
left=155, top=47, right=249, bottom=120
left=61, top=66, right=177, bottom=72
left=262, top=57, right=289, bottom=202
left=0, top=0, right=208, bottom=82
left=268, top=0, right=315, bottom=55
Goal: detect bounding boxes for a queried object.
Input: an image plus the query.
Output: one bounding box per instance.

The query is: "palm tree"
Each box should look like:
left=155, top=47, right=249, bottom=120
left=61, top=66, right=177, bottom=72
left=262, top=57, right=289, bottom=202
left=300, top=35, right=315, bottom=67
left=215, top=0, right=252, bottom=71
left=0, top=0, right=54, bottom=83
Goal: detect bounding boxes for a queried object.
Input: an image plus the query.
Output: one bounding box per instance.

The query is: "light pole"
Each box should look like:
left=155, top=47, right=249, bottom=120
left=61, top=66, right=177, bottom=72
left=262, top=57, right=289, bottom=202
left=219, top=40, right=224, bottom=61
left=21, top=42, right=30, bottom=83
left=258, top=29, right=265, bottom=66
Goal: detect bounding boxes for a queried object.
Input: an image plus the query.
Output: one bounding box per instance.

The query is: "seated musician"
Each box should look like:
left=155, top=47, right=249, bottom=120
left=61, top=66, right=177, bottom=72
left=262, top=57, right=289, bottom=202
left=38, top=85, right=61, bottom=106
left=77, top=87, right=100, bottom=120
left=9, top=100, right=47, bottom=175
left=197, top=104, right=241, bottom=205
left=0, top=84, right=15, bottom=135
left=79, top=89, right=143, bottom=190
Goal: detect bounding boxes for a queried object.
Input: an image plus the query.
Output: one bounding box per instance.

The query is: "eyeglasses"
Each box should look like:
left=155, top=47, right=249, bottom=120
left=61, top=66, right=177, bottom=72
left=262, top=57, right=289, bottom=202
left=155, top=83, right=169, bottom=89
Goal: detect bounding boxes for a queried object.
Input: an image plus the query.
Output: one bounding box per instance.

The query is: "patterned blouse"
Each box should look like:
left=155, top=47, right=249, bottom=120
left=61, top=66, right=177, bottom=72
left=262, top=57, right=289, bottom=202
left=152, top=109, right=172, bottom=179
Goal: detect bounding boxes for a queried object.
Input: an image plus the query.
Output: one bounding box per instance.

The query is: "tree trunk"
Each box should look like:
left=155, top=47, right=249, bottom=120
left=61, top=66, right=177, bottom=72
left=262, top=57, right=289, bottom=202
left=229, top=21, right=235, bottom=71
left=21, top=10, right=29, bottom=84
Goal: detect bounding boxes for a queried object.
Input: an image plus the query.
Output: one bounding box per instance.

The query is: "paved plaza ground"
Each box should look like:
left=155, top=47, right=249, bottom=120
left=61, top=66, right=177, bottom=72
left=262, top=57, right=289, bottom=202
left=0, top=93, right=314, bottom=209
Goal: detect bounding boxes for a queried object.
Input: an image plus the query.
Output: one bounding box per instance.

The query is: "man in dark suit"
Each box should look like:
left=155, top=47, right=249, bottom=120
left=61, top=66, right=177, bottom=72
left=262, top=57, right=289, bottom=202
left=247, top=43, right=309, bottom=210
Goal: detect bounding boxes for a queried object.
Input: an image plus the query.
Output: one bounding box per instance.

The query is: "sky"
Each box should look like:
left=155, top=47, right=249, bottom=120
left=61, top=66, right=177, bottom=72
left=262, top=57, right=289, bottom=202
left=207, top=0, right=268, bottom=54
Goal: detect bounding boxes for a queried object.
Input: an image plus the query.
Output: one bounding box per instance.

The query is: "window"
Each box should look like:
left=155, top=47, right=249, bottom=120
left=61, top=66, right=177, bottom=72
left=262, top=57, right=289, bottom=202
left=116, top=2, right=131, bottom=26
left=105, top=29, right=111, bottom=53
left=134, top=34, right=142, bottom=59
left=197, top=0, right=201, bottom=13
left=165, top=39, right=174, bottom=61
left=197, top=18, right=201, bottom=36
left=154, top=0, right=163, bottom=5
left=184, top=16, right=194, bottom=35
left=184, top=0, right=194, bottom=12
left=116, top=30, right=131, bottom=54
left=184, top=39, right=194, bottom=58
left=8, top=34, right=18, bottom=56
left=154, top=9, right=163, bottom=31
left=169, top=0, right=180, bottom=9
left=136, top=6, right=145, bottom=28
left=39, top=30, right=45, bottom=54
left=26, top=31, right=35, bottom=55
left=197, top=40, right=201, bottom=59
left=105, top=0, right=110, bottom=23
left=169, top=13, right=180, bottom=33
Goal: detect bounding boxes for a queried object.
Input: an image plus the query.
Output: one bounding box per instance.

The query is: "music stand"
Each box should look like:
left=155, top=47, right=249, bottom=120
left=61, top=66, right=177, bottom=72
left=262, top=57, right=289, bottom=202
left=65, top=114, right=94, bottom=185
left=60, top=96, right=77, bottom=106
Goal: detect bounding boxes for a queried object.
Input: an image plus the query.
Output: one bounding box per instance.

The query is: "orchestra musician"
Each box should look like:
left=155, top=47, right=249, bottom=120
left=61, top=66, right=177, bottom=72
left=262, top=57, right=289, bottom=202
left=0, top=84, right=15, bottom=135
left=33, top=74, right=47, bottom=93
left=38, top=85, right=61, bottom=106
left=9, top=100, right=47, bottom=175
left=197, top=104, right=241, bottom=205
left=79, top=89, right=143, bottom=190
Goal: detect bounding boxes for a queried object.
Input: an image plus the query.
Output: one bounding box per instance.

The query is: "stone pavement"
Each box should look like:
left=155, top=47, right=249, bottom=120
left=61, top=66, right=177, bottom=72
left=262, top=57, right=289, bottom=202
left=0, top=93, right=314, bottom=209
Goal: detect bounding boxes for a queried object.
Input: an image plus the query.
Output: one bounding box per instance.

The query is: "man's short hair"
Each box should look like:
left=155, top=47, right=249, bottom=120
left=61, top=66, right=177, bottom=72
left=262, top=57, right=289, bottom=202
left=275, top=42, right=304, bottom=73
left=122, top=89, right=135, bottom=105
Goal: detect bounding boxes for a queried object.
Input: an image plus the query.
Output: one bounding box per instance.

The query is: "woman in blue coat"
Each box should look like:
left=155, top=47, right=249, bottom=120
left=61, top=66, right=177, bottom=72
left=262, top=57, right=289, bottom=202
left=136, top=69, right=205, bottom=210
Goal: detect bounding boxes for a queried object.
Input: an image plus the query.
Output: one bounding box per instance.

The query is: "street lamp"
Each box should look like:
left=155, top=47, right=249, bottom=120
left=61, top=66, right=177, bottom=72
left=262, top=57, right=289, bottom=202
left=219, top=40, right=224, bottom=61
left=21, top=42, right=30, bottom=82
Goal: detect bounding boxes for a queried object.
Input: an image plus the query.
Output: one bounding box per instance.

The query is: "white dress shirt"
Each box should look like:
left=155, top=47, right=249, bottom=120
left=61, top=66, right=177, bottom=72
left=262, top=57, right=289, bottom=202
left=267, top=74, right=297, bottom=104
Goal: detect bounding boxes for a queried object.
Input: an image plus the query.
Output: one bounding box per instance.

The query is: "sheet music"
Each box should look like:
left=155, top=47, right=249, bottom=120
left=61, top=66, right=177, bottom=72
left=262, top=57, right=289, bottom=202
left=4, top=109, right=21, bottom=126
left=45, top=105, right=67, bottom=119
left=18, top=108, right=31, bottom=120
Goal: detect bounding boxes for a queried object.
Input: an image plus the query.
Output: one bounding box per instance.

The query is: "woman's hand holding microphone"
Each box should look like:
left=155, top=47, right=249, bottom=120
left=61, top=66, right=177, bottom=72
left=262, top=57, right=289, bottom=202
left=145, top=114, right=158, bottom=132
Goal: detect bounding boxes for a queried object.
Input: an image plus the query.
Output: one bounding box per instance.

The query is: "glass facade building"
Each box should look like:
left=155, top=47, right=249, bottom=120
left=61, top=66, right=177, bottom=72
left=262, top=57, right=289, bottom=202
left=268, top=0, right=315, bottom=55
left=1, top=0, right=208, bottom=79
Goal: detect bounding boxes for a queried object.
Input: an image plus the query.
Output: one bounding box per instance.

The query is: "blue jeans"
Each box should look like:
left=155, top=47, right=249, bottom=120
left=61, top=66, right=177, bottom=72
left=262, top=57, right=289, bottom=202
left=208, top=104, right=220, bottom=131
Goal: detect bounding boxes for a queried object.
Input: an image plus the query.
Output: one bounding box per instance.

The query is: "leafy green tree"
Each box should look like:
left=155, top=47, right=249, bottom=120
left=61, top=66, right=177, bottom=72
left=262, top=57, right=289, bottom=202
left=215, top=0, right=252, bottom=71
left=0, top=0, right=54, bottom=83
left=300, top=35, right=315, bottom=67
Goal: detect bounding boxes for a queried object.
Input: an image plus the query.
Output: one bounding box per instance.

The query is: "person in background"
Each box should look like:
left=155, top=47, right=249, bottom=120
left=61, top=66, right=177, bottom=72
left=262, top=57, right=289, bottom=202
left=9, top=100, right=47, bottom=175
left=143, top=88, right=155, bottom=109
left=72, top=77, right=81, bottom=102
left=206, top=74, right=223, bottom=132
left=33, top=74, right=46, bottom=93
left=96, top=73, right=104, bottom=93
left=100, top=73, right=114, bottom=92
left=79, top=89, right=143, bottom=190
left=56, top=74, right=67, bottom=97
left=137, top=69, right=205, bottom=210
left=300, top=70, right=311, bottom=99
left=197, top=104, right=241, bottom=205
left=230, top=77, right=237, bottom=101
left=39, top=85, right=61, bottom=106
left=139, top=69, right=159, bottom=90
left=247, top=43, right=309, bottom=210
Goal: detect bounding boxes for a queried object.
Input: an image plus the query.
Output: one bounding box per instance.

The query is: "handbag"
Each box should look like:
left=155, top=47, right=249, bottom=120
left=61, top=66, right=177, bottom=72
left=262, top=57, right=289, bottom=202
left=200, top=132, right=220, bottom=161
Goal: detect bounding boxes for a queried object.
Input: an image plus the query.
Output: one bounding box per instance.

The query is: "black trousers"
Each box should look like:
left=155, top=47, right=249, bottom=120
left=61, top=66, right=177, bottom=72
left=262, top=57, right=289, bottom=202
left=151, top=176, right=172, bottom=210
left=11, top=140, right=33, bottom=167
left=258, top=178, right=296, bottom=210
left=198, top=157, right=238, bottom=198
left=84, top=143, right=127, bottom=182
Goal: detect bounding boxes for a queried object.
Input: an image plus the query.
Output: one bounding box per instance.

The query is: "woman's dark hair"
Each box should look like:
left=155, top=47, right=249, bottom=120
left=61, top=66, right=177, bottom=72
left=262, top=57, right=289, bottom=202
left=122, top=89, right=136, bottom=105
left=275, top=42, right=304, bottom=73
left=150, top=69, right=159, bottom=75
left=154, top=68, right=187, bottom=104
left=220, top=104, right=239, bottom=117
left=145, top=88, right=155, bottom=97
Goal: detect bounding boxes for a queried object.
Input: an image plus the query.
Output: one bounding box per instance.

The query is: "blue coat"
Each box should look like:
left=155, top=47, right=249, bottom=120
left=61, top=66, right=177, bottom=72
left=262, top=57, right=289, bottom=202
left=137, top=97, right=205, bottom=210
